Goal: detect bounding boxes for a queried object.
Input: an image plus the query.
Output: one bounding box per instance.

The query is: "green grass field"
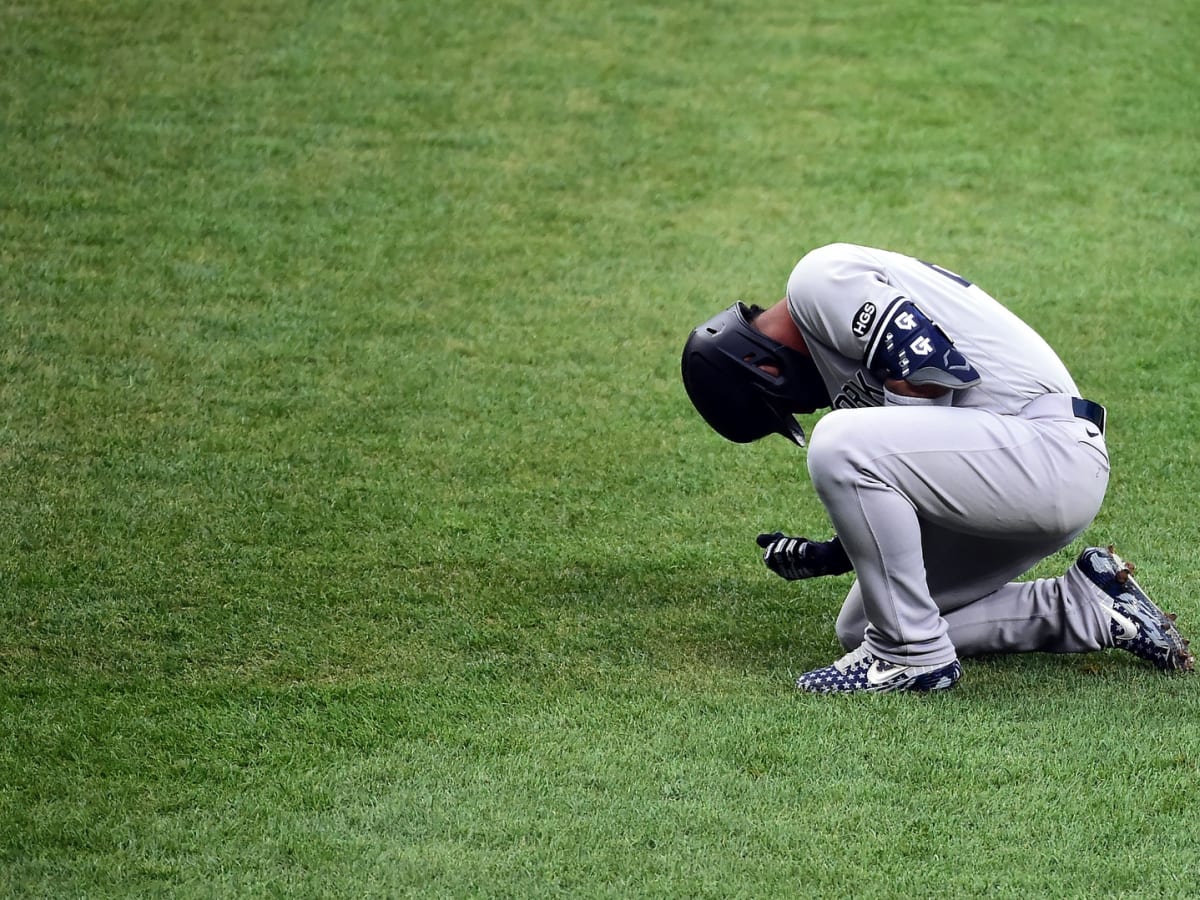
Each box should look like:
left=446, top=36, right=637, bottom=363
left=3, top=0, right=1199, bottom=896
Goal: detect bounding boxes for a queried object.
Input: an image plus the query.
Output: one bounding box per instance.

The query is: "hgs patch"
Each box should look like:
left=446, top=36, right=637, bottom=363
left=852, top=302, right=877, bottom=337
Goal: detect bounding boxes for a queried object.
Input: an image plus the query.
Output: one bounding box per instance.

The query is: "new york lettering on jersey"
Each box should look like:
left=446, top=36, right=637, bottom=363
left=833, top=371, right=884, bottom=409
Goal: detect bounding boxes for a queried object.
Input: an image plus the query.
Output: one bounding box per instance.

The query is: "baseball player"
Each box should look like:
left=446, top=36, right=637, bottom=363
left=681, top=243, right=1193, bottom=693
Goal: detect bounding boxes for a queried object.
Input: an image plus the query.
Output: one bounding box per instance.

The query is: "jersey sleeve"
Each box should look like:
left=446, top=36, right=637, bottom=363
left=784, top=243, right=907, bottom=363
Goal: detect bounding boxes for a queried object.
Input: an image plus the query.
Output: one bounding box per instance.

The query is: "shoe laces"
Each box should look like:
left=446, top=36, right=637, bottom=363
left=833, top=645, right=874, bottom=672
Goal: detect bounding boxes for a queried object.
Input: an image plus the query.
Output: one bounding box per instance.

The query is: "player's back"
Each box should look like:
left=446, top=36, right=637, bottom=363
left=786, top=243, right=1079, bottom=414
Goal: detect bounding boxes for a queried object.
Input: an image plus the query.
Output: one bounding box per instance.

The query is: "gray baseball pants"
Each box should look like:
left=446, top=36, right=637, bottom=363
left=808, top=394, right=1112, bottom=667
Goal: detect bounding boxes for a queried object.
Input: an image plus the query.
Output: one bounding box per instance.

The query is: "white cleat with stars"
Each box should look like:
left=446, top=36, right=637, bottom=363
left=1077, top=546, right=1194, bottom=672
left=795, top=644, right=962, bottom=694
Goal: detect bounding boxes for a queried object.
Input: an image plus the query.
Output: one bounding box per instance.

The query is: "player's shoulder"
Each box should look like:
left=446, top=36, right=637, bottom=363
left=787, top=243, right=890, bottom=303
left=792, top=242, right=878, bottom=272
left=789, top=242, right=899, bottom=279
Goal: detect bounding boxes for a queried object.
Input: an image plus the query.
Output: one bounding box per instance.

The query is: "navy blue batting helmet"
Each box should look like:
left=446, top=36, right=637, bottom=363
left=681, top=302, right=830, bottom=446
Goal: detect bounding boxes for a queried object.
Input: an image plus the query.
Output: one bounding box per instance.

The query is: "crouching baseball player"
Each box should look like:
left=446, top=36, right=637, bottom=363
left=681, top=243, right=1194, bottom=694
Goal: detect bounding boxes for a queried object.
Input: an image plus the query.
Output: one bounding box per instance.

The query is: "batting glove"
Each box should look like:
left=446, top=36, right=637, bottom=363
left=756, top=532, right=853, bottom=580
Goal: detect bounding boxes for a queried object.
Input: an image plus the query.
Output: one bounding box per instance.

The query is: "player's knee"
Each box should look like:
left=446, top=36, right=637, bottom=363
left=806, top=411, right=864, bottom=489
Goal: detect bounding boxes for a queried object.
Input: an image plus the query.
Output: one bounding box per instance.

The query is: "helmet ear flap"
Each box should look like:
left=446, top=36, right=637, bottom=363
left=681, top=349, right=780, bottom=443
left=681, top=302, right=827, bottom=446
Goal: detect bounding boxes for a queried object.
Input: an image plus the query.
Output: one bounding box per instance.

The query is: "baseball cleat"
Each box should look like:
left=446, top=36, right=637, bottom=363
left=1076, top=546, right=1195, bottom=672
left=795, top=644, right=962, bottom=694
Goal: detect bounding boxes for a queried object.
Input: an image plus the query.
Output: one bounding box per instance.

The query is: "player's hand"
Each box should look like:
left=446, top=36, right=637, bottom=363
left=756, top=532, right=853, bottom=580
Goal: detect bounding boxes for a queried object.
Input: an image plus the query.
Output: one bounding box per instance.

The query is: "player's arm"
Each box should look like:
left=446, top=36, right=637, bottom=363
left=883, top=377, right=950, bottom=404
left=786, top=245, right=980, bottom=397
left=865, top=297, right=980, bottom=393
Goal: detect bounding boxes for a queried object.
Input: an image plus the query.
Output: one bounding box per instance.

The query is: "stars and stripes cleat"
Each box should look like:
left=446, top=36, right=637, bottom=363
left=1076, top=546, right=1195, bottom=672
left=795, top=644, right=962, bottom=694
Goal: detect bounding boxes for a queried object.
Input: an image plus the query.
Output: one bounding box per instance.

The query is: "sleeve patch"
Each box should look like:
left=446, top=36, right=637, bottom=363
left=851, top=302, right=877, bottom=337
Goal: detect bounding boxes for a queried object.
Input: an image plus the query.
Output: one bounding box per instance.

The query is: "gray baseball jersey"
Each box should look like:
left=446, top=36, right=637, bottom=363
left=780, top=243, right=1113, bottom=667
left=785, top=243, right=1079, bottom=413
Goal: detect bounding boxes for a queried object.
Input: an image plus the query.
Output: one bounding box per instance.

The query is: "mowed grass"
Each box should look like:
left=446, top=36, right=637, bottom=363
left=2, top=0, right=1199, bottom=896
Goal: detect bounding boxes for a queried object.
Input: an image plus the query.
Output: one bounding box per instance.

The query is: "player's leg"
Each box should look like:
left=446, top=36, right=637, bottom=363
left=926, top=536, right=1191, bottom=669
left=921, top=522, right=1112, bottom=655
left=806, top=404, right=1107, bottom=668
left=837, top=541, right=1193, bottom=670
left=834, top=524, right=1112, bottom=656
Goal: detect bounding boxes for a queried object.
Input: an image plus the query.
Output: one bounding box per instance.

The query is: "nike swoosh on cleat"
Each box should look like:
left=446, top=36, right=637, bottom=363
left=866, top=660, right=907, bottom=687
left=1105, top=607, right=1139, bottom=641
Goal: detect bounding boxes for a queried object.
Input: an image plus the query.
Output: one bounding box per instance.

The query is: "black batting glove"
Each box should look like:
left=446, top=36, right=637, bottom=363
left=756, top=532, right=853, bottom=580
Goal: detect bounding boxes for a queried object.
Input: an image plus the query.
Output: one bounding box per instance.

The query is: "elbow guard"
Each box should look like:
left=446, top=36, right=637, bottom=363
left=865, top=299, right=980, bottom=390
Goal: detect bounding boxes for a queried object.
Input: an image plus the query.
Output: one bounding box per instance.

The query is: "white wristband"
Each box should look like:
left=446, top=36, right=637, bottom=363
left=883, top=384, right=953, bottom=407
